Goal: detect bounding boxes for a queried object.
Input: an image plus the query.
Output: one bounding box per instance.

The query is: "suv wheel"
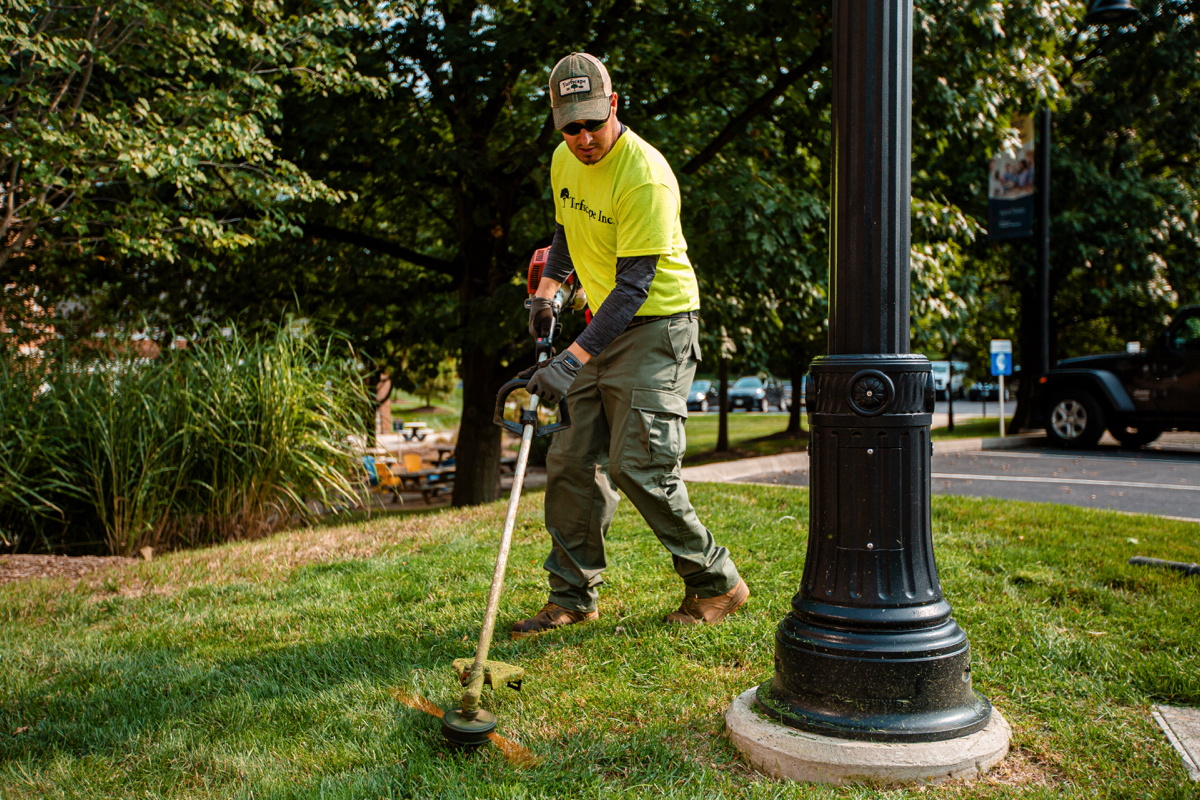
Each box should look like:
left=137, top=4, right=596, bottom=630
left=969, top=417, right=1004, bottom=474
left=780, top=399, right=789, bottom=413
left=1109, top=424, right=1162, bottom=448
left=759, top=398, right=769, bottom=413
left=1046, top=391, right=1106, bottom=448
left=699, top=398, right=708, bottom=413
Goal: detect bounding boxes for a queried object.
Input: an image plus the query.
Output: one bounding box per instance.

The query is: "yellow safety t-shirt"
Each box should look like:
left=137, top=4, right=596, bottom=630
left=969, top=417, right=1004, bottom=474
left=551, top=130, right=699, bottom=316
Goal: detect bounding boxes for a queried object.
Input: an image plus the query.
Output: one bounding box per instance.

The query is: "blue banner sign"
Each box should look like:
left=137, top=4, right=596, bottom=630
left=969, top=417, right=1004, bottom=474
left=987, top=116, right=1035, bottom=240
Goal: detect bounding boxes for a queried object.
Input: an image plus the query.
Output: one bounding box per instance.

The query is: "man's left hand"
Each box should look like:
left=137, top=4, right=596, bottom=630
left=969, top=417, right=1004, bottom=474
left=523, top=351, right=583, bottom=406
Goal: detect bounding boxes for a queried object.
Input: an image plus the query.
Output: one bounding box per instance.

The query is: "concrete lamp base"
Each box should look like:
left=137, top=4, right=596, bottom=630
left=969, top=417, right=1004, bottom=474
left=726, top=688, right=1012, bottom=785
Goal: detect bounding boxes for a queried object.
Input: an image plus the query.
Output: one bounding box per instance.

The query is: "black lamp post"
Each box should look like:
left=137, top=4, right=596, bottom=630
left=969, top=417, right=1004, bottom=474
left=756, top=0, right=1139, bottom=744
left=754, top=0, right=990, bottom=741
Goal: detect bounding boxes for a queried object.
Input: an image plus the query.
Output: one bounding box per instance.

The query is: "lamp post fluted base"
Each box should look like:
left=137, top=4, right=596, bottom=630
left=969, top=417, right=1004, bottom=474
left=760, top=354, right=993, bottom=743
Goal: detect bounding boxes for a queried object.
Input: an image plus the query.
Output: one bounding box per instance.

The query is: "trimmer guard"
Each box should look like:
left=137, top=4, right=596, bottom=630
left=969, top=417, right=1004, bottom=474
left=452, top=657, right=525, bottom=692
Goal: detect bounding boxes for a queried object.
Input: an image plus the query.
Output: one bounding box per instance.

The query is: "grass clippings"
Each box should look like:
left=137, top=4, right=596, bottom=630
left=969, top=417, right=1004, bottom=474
left=0, top=554, right=137, bottom=586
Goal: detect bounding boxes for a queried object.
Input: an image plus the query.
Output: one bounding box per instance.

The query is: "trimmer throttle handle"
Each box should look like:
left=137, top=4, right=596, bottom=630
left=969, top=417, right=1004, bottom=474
left=493, top=378, right=571, bottom=436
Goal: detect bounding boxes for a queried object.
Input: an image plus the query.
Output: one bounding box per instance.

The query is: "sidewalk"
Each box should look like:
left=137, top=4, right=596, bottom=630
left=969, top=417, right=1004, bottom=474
left=680, top=434, right=1044, bottom=484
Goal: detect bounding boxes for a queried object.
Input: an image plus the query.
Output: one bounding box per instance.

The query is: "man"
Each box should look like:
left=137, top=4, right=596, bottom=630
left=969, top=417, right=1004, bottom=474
left=513, top=52, right=749, bottom=637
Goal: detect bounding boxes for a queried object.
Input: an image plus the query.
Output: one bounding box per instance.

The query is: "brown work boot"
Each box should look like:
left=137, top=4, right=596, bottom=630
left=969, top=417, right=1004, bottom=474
left=664, top=579, right=749, bottom=625
left=511, top=603, right=598, bottom=638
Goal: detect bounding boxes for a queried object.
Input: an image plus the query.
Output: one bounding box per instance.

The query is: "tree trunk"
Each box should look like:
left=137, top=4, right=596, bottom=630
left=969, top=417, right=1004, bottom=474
left=375, top=373, right=393, bottom=442
left=452, top=343, right=504, bottom=506
left=787, top=357, right=807, bottom=437
left=717, top=357, right=730, bottom=451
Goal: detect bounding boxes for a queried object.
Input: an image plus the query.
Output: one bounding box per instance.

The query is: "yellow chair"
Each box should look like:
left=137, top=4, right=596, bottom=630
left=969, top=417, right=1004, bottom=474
left=364, top=455, right=403, bottom=501
left=402, top=453, right=424, bottom=473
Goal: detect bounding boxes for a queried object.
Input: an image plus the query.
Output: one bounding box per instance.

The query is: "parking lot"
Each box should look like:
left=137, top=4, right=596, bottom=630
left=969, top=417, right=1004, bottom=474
left=724, top=433, right=1200, bottom=522
left=931, top=435, right=1200, bottom=520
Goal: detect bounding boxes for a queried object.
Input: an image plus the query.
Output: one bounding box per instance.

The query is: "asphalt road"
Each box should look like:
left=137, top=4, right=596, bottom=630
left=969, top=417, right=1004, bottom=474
left=735, top=435, right=1200, bottom=521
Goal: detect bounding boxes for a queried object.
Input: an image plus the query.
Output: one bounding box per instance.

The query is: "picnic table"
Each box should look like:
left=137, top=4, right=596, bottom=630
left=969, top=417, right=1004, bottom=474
left=385, top=453, right=455, bottom=504
left=394, top=420, right=434, bottom=441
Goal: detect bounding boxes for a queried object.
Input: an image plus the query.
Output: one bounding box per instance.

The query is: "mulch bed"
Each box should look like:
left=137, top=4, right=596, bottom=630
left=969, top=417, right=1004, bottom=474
left=0, top=554, right=138, bottom=586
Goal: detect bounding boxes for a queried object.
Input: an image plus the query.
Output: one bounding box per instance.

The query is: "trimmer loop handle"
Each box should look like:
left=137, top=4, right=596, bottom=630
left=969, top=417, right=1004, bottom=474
left=493, top=378, right=571, bottom=437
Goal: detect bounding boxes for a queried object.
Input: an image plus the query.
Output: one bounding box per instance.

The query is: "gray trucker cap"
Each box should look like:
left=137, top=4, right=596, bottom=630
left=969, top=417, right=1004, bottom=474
left=549, top=52, right=613, bottom=130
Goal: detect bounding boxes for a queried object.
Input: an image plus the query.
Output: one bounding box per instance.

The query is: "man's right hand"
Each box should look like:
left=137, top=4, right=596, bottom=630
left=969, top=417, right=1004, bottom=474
left=528, top=296, right=556, bottom=339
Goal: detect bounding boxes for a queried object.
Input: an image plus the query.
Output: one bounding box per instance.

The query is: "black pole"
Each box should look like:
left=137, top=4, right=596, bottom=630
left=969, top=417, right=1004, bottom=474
left=717, top=356, right=730, bottom=451
left=947, top=360, right=955, bottom=432
left=1035, top=110, right=1051, bottom=377
left=756, top=0, right=992, bottom=741
left=1035, top=109, right=1052, bottom=377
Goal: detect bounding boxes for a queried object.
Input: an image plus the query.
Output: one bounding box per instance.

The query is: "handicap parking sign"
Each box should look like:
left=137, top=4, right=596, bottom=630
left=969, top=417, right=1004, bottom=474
left=989, top=339, right=1012, bottom=376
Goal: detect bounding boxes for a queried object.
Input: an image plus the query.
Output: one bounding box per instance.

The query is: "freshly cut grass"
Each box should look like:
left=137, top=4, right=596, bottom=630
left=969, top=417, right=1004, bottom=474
left=1, top=485, right=1198, bottom=798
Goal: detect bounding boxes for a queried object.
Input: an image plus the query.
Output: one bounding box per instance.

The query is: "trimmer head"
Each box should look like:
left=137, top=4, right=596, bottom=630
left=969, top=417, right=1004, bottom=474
left=441, top=708, right=497, bottom=747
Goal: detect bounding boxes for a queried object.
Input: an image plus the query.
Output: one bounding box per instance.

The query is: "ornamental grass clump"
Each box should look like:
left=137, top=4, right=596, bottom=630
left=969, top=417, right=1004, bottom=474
left=175, top=325, right=369, bottom=549
left=0, top=350, right=75, bottom=550
left=0, top=324, right=370, bottom=556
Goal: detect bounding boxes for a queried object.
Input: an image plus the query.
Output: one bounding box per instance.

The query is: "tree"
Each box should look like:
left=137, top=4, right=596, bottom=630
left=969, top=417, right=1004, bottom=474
left=941, top=0, right=1200, bottom=427
left=685, top=0, right=1068, bottom=440
left=1046, top=0, right=1200, bottom=349
left=0, top=1, right=379, bottom=287
left=267, top=0, right=841, bottom=504
left=411, top=355, right=458, bottom=409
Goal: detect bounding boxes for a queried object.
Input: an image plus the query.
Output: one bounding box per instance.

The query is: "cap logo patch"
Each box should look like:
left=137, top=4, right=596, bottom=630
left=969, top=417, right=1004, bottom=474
left=558, top=76, right=591, bottom=96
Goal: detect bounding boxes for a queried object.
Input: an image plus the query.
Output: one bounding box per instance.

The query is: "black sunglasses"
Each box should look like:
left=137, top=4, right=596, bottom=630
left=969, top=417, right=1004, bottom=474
left=562, top=116, right=609, bottom=136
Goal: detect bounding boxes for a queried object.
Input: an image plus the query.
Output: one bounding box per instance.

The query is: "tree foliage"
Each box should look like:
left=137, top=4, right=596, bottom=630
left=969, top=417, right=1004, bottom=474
left=918, top=0, right=1200, bottom=387
left=0, top=0, right=380, bottom=279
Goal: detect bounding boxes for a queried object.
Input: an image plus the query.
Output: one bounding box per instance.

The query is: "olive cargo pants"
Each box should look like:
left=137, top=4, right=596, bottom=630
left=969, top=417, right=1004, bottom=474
left=543, top=315, right=742, bottom=613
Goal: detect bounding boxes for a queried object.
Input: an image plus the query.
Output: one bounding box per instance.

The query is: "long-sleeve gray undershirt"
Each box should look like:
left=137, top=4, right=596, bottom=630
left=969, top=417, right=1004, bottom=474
left=543, top=222, right=659, bottom=358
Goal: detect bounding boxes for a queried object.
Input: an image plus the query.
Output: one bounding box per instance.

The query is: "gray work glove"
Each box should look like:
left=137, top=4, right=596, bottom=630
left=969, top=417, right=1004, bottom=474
left=528, top=296, right=556, bottom=339
left=522, top=351, right=583, bottom=406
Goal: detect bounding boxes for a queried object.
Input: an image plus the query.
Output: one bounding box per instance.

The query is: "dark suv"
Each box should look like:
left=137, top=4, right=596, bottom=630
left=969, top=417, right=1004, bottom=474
left=1039, top=305, right=1200, bottom=448
left=726, top=374, right=791, bottom=412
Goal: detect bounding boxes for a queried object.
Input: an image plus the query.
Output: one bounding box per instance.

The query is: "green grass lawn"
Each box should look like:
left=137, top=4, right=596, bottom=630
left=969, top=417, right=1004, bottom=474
left=683, top=412, right=807, bottom=463
left=930, top=417, right=1009, bottom=440
left=2, top=486, right=1198, bottom=798
left=391, top=387, right=463, bottom=432
left=683, top=413, right=1015, bottom=464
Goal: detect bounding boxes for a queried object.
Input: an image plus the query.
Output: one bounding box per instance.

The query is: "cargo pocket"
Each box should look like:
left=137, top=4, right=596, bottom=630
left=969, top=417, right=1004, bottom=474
left=624, top=388, right=689, bottom=472
left=668, top=317, right=694, bottom=364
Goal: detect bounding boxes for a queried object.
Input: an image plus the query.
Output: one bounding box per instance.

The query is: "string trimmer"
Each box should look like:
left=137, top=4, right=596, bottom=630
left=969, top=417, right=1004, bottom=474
left=439, top=248, right=584, bottom=747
